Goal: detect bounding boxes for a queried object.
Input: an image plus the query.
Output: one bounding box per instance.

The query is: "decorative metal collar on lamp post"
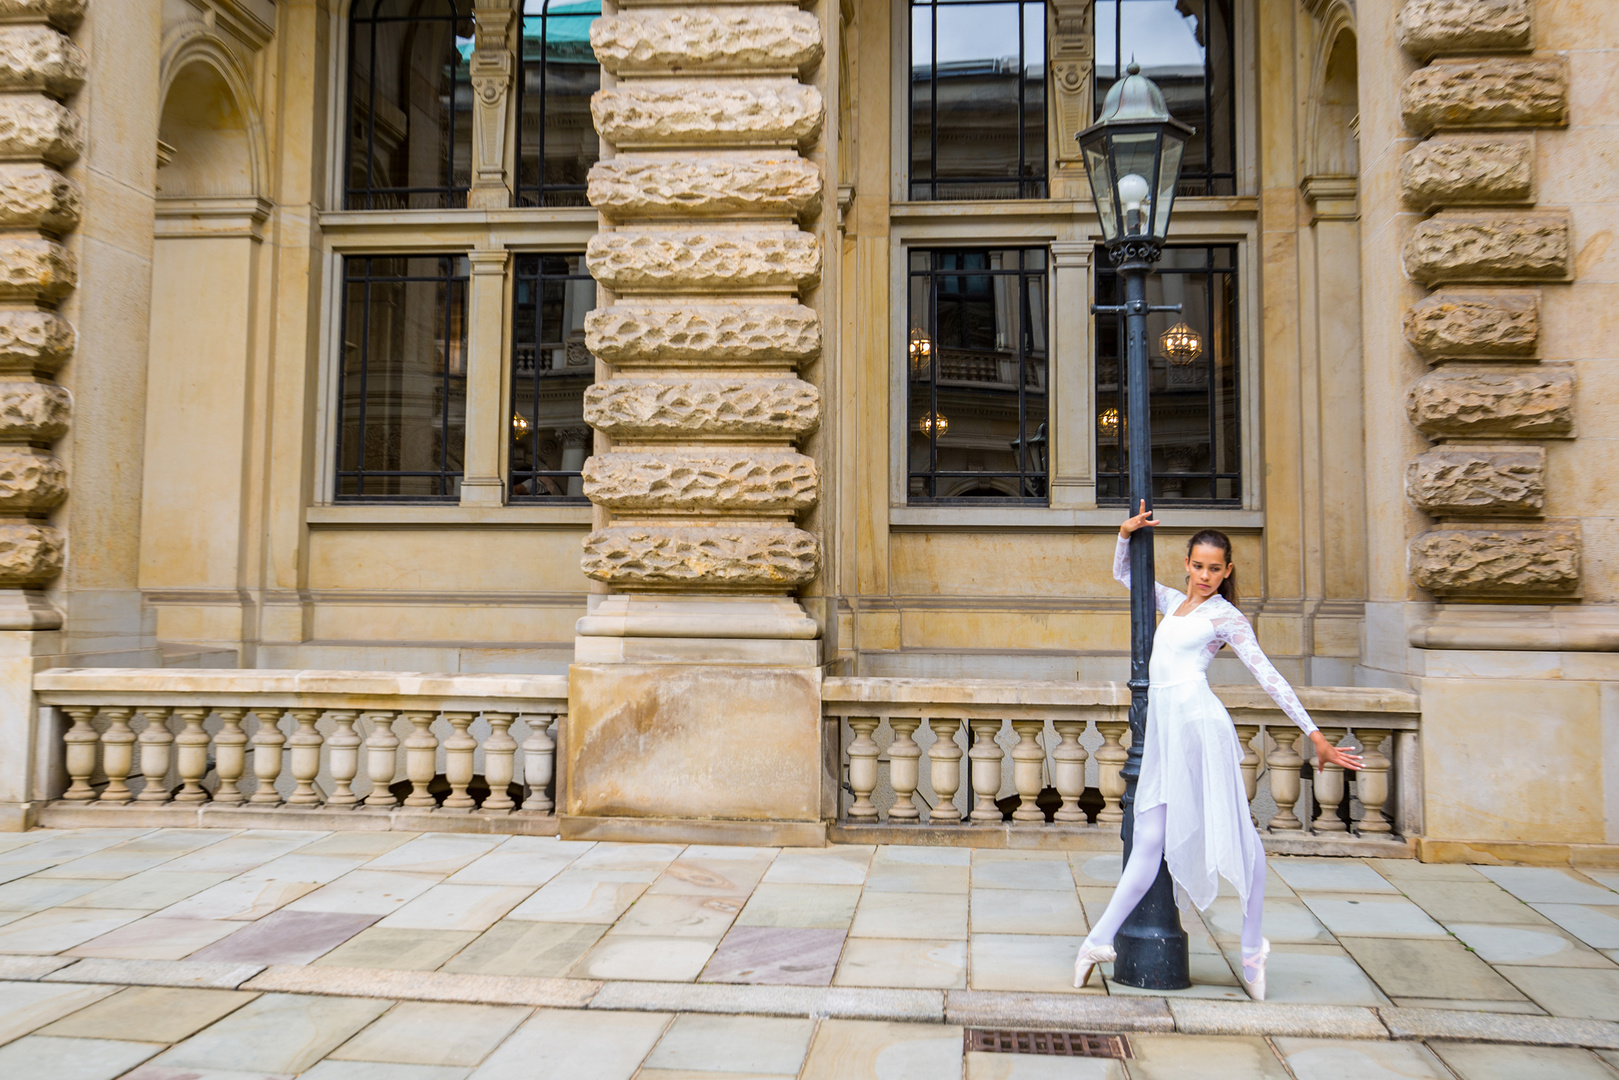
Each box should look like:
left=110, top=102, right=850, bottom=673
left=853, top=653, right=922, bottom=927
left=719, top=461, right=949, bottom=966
left=1079, top=61, right=1194, bottom=991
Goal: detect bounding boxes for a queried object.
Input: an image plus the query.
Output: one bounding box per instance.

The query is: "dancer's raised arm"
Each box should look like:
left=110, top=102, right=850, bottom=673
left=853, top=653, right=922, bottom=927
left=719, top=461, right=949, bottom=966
left=1114, top=501, right=1183, bottom=615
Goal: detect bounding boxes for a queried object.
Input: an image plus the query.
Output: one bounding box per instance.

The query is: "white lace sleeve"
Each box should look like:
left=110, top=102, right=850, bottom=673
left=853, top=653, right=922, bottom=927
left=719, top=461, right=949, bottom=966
left=1112, top=534, right=1184, bottom=615
left=1210, top=603, right=1319, bottom=735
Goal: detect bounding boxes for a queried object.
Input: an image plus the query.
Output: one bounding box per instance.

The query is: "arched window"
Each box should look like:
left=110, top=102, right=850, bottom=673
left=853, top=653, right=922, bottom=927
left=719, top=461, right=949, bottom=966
left=518, top=0, right=602, bottom=207
left=346, top=0, right=474, bottom=210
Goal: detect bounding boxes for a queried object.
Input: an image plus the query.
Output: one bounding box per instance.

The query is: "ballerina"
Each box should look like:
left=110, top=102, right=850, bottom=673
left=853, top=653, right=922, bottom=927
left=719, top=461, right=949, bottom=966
left=1073, top=502, right=1363, bottom=1000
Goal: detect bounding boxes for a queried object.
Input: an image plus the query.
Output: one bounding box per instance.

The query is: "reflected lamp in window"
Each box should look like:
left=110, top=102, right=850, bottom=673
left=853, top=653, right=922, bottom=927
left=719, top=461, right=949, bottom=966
left=518, top=0, right=602, bottom=208
left=908, top=249, right=1049, bottom=502
left=1094, top=0, right=1235, bottom=196
left=336, top=256, right=470, bottom=501
left=510, top=254, right=596, bottom=500
left=345, top=0, right=474, bottom=210
left=910, top=0, right=1048, bottom=200
left=1095, top=245, right=1239, bottom=503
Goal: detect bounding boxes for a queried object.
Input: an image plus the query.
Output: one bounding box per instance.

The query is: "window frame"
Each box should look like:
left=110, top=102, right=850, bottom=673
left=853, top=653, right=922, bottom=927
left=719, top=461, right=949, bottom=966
left=515, top=0, right=603, bottom=209
left=507, top=250, right=597, bottom=503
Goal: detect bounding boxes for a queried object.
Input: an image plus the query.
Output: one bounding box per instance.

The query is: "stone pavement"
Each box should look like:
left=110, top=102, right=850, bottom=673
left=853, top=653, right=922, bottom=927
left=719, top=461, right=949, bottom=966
left=1, top=828, right=1619, bottom=1078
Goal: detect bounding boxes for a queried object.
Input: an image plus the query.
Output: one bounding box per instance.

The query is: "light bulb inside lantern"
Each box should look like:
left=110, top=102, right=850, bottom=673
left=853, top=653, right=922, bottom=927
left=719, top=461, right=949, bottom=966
left=1118, top=172, right=1150, bottom=234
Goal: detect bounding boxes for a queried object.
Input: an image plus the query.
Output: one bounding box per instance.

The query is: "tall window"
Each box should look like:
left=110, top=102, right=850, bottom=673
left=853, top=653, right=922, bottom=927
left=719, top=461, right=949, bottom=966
left=510, top=254, right=595, bottom=500
left=518, top=0, right=602, bottom=208
left=908, top=249, right=1049, bottom=501
left=1094, top=0, right=1235, bottom=196
left=1095, top=245, right=1238, bottom=503
left=346, top=0, right=474, bottom=210
left=910, top=0, right=1047, bottom=200
left=337, top=256, right=470, bottom=501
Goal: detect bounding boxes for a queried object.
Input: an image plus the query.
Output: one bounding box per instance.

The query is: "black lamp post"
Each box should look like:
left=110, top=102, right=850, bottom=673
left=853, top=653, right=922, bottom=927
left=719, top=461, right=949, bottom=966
left=1078, top=61, right=1194, bottom=990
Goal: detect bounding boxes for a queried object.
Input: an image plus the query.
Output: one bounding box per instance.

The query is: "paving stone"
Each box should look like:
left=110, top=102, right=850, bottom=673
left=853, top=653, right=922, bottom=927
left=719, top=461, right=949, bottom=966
left=648, top=855, right=774, bottom=898
left=1533, top=903, right=1619, bottom=950
left=862, top=861, right=970, bottom=894
left=440, top=920, right=605, bottom=978
left=1428, top=1042, right=1619, bottom=1080
left=1394, top=881, right=1547, bottom=925
left=0, top=980, right=120, bottom=1043
left=850, top=889, right=967, bottom=940
left=467, top=1008, right=670, bottom=1080
left=969, top=933, right=1088, bottom=995
left=1339, top=936, right=1527, bottom=1002
left=0, top=954, right=77, bottom=979
left=1447, top=922, right=1615, bottom=968
left=65, top=916, right=245, bottom=960
left=964, top=1050, right=1123, bottom=1079
left=968, top=887, right=1086, bottom=935
left=1496, top=966, right=1619, bottom=1021
left=313, top=927, right=480, bottom=971
left=329, top=1000, right=532, bottom=1066
left=62, top=872, right=237, bottom=912
left=0, top=875, right=121, bottom=911
left=34, top=850, right=192, bottom=880
left=1127, top=1033, right=1292, bottom=1079
left=284, top=871, right=442, bottom=917
left=1203, top=897, right=1333, bottom=944
left=376, top=884, right=534, bottom=934
left=734, top=883, right=861, bottom=929
left=42, top=957, right=266, bottom=990
left=1272, top=1037, right=1453, bottom=1079
left=798, top=1017, right=963, bottom=1080
left=362, top=835, right=507, bottom=877
left=1380, top=1006, right=1619, bottom=1048
left=150, top=993, right=391, bottom=1075
left=590, top=980, right=945, bottom=1022
left=241, top=964, right=599, bottom=1008
left=302, top=1063, right=468, bottom=1080
left=700, top=925, right=844, bottom=985
left=833, top=937, right=967, bottom=989
left=567, top=842, right=685, bottom=879
left=761, top=847, right=872, bottom=886
left=1216, top=946, right=1388, bottom=1006
left=1168, top=999, right=1387, bottom=1039
left=0, top=1034, right=162, bottom=1080
left=874, top=846, right=972, bottom=867
left=123, top=1065, right=294, bottom=1080
left=157, top=834, right=327, bottom=875
left=571, top=933, right=716, bottom=981
left=1104, top=951, right=1245, bottom=1000
left=503, top=871, right=650, bottom=923
left=154, top=876, right=323, bottom=922
left=1368, top=859, right=1483, bottom=884
left=1475, top=867, right=1619, bottom=906
left=1301, top=896, right=1448, bottom=938
left=943, top=990, right=1173, bottom=1031
left=1271, top=859, right=1398, bottom=894
left=187, top=910, right=379, bottom=965
left=296, top=833, right=417, bottom=859
left=642, top=1013, right=815, bottom=1074
left=38, top=985, right=259, bottom=1042
left=1389, top=997, right=1545, bottom=1014
left=607, top=892, right=743, bottom=941
left=0, top=907, right=150, bottom=953
left=969, top=859, right=1077, bottom=892
left=444, top=840, right=590, bottom=887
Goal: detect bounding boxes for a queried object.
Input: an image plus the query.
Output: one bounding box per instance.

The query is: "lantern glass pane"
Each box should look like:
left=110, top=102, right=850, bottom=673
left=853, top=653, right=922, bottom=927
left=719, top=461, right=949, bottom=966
left=1110, top=130, right=1160, bottom=237
left=1082, top=136, right=1119, bottom=242
left=1152, top=132, right=1185, bottom=239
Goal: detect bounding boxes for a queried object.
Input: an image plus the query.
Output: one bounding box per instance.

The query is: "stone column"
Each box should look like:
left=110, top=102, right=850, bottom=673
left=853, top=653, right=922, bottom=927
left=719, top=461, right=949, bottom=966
left=564, top=3, right=830, bottom=844
left=461, top=248, right=511, bottom=507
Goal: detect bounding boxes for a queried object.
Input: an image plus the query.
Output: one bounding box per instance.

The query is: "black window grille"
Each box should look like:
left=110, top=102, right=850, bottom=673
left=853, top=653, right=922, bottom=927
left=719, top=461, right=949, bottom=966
left=336, top=255, right=470, bottom=501
left=510, top=253, right=596, bottom=500
left=908, top=248, right=1049, bottom=502
left=1095, top=244, right=1239, bottom=504
left=345, top=0, right=474, bottom=210
left=517, top=0, right=602, bottom=208
left=1094, top=0, right=1236, bottom=196
left=910, top=0, right=1048, bottom=201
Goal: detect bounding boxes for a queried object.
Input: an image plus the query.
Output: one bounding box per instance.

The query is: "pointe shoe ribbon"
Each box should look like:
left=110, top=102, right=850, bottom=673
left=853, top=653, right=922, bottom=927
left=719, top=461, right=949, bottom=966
left=1240, top=937, right=1270, bottom=1002
left=1073, top=940, right=1115, bottom=989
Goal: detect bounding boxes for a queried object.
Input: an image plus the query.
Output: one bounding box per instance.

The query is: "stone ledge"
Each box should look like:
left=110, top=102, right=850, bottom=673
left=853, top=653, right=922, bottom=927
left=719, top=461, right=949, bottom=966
left=1410, top=521, right=1580, bottom=597
left=1402, top=212, right=1571, bottom=286
left=587, top=228, right=821, bottom=294
left=0, top=954, right=74, bottom=980
left=0, top=24, right=85, bottom=95
left=947, top=991, right=1175, bottom=1032
left=593, top=80, right=824, bottom=149
left=581, top=449, right=819, bottom=511
left=1400, top=136, right=1532, bottom=210
left=589, top=155, right=822, bottom=221
left=0, top=91, right=80, bottom=164
left=592, top=7, right=823, bottom=76
left=1395, top=0, right=1532, bottom=59
left=1406, top=369, right=1574, bottom=438
left=585, top=303, right=821, bottom=365
left=243, top=965, right=600, bottom=1009
left=1403, top=290, right=1538, bottom=361
left=35, top=801, right=565, bottom=836
left=1171, top=1000, right=1389, bottom=1040
left=1405, top=447, right=1544, bottom=516
left=1378, top=1007, right=1619, bottom=1050
left=1401, top=57, right=1567, bottom=134
left=559, top=815, right=829, bottom=848
left=42, top=957, right=266, bottom=990
left=0, top=0, right=86, bottom=30
left=590, top=981, right=943, bottom=1022
left=0, top=234, right=74, bottom=300
left=581, top=524, right=820, bottom=588
left=584, top=378, right=821, bottom=438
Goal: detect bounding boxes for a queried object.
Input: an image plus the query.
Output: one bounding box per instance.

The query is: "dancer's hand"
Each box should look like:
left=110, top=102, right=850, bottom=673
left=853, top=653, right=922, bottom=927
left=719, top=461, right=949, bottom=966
left=1311, top=731, right=1364, bottom=771
left=1119, top=500, right=1160, bottom=537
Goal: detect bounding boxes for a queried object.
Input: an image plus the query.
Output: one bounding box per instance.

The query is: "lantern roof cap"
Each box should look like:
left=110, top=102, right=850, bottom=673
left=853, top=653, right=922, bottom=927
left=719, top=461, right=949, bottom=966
left=1091, top=60, right=1192, bottom=131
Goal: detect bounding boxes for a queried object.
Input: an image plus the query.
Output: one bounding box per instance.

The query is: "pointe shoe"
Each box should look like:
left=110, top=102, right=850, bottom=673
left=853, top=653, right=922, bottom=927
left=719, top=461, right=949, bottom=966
left=1073, top=939, right=1116, bottom=989
left=1240, top=937, right=1270, bottom=1002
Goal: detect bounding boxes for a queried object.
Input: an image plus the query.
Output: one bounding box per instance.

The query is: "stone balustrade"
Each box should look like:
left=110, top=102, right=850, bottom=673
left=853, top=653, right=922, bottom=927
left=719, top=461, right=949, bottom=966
left=824, top=678, right=1422, bottom=855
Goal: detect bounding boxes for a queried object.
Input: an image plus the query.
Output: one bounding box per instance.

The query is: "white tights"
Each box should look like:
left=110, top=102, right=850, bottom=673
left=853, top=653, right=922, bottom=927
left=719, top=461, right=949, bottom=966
left=1084, top=803, right=1267, bottom=955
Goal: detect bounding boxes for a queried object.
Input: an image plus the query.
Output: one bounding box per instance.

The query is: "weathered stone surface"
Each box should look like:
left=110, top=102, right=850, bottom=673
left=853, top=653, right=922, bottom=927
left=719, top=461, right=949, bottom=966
left=0, top=447, right=64, bottom=509
left=592, top=8, right=823, bottom=75
left=0, top=380, right=69, bottom=440
left=0, top=25, right=84, bottom=95
left=0, top=521, right=62, bottom=585
left=1400, top=137, right=1532, bottom=209
left=1402, top=213, right=1570, bottom=285
left=585, top=378, right=821, bottom=437
left=0, top=310, right=72, bottom=372
left=593, top=81, right=824, bottom=149
left=0, top=235, right=74, bottom=301
left=1410, top=523, right=1579, bottom=596
left=585, top=303, right=821, bottom=365
left=1401, top=58, right=1567, bottom=133
left=1395, top=0, right=1531, bottom=58
left=582, top=525, right=820, bottom=588
left=1406, top=369, right=1574, bottom=438
left=589, top=156, right=822, bottom=221
left=0, top=162, right=77, bottom=230
left=0, top=92, right=80, bottom=164
left=1406, top=447, right=1544, bottom=515
left=587, top=229, right=821, bottom=293
left=0, top=0, right=85, bottom=30
left=583, top=450, right=819, bottom=511
left=1403, top=290, right=1538, bottom=360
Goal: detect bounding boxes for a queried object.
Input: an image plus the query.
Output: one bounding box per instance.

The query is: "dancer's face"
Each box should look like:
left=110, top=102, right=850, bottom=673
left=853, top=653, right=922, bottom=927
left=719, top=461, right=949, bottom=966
left=1185, top=543, right=1231, bottom=598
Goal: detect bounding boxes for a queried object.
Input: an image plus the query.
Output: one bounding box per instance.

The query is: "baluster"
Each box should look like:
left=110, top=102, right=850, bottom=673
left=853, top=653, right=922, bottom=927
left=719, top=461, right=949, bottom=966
left=326, top=711, right=361, bottom=807
left=925, top=718, right=963, bottom=824
left=61, top=705, right=100, bottom=801
left=211, top=709, right=248, bottom=806
left=403, top=710, right=439, bottom=808
left=1010, top=720, right=1045, bottom=824
left=136, top=707, right=174, bottom=803
left=1267, top=726, right=1305, bottom=831
left=482, top=712, right=517, bottom=812
left=249, top=708, right=286, bottom=805
left=1354, top=731, right=1393, bottom=835
left=363, top=711, right=401, bottom=808
left=845, top=716, right=881, bottom=822
left=441, top=711, right=476, bottom=810
left=887, top=717, right=922, bottom=822
left=1052, top=719, right=1089, bottom=824
left=968, top=718, right=1005, bottom=823
left=1311, top=726, right=1349, bottom=833
left=1094, top=719, right=1129, bottom=828
left=518, top=712, right=556, bottom=814
left=1234, top=723, right=1261, bottom=826
left=285, top=708, right=325, bottom=807
left=97, top=707, right=136, bottom=804
left=172, top=708, right=212, bottom=803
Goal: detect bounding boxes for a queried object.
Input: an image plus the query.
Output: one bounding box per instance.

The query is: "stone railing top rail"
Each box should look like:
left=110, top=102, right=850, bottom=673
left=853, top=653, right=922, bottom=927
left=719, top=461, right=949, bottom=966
left=33, top=668, right=570, bottom=712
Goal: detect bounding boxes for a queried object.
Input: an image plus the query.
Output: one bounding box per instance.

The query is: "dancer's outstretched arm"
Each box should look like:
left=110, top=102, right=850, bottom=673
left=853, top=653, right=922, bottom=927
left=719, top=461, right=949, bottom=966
left=1114, top=502, right=1183, bottom=615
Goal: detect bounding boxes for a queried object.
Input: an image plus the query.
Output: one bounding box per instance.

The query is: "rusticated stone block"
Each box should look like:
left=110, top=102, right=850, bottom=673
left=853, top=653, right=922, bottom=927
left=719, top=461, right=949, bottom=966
left=0, top=521, right=62, bottom=585
left=586, top=303, right=821, bottom=365
left=1406, top=447, right=1544, bottom=516
left=1400, top=137, right=1532, bottom=209
left=1402, top=213, right=1570, bottom=286
left=1395, top=0, right=1531, bottom=58
left=589, top=156, right=822, bottom=221
left=0, top=310, right=72, bottom=372
left=1401, top=58, right=1567, bottom=134
left=1410, top=522, right=1578, bottom=596
left=0, top=92, right=80, bottom=164
left=0, top=162, right=77, bottom=231
left=583, top=450, right=818, bottom=511
left=0, top=447, right=64, bottom=510
left=592, top=8, right=823, bottom=75
left=1403, top=290, right=1538, bottom=360
left=593, top=81, right=824, bottom=149
left=0, top=25, right=84, bottom=96
left=585, top=378, right=821, bottom=437
left=0, top=380, right=68, bottom=441
left=0, top=0, right=85, bottom=30
left=0, top=235, right=74, bottom=301
left=582, top=525, right=820, bottom=588
left=587, top=229, right=821, bottom=294
left=1407, top=369, right=1574, bottom=438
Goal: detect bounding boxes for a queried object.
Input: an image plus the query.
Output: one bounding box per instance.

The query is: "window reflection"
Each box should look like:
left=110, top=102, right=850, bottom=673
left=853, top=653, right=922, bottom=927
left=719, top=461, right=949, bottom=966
left=510, top=254, right=595, bottom=500
left=518, top=0, right=601, bottom=208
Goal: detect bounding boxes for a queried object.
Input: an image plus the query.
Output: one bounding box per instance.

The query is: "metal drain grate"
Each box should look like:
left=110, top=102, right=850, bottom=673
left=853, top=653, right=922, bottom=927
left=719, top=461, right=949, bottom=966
left=964, top=1029, right=1131, bottom=1058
